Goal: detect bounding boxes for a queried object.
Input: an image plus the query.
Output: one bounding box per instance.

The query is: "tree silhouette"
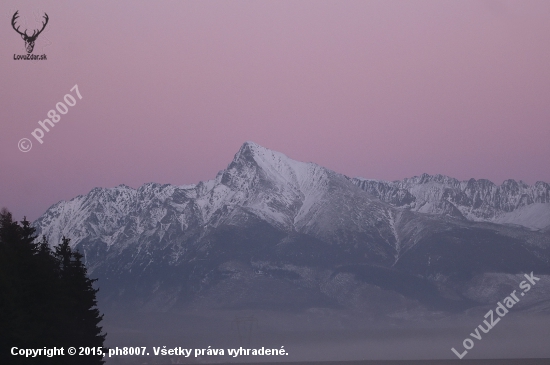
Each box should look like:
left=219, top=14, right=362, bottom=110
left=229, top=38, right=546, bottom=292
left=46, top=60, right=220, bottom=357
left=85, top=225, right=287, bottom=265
left=54, top=237, right=106, bottom=364
left=0, top=209, right=106, bottom=364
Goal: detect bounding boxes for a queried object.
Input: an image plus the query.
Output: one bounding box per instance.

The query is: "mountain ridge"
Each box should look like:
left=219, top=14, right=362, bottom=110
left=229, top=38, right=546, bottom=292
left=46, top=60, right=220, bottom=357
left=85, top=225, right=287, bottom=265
left=35, top=142, right=550, bottom=247
left=32, top=142, right=550, bottom=315
left=353, top=172, right=550, bottom=230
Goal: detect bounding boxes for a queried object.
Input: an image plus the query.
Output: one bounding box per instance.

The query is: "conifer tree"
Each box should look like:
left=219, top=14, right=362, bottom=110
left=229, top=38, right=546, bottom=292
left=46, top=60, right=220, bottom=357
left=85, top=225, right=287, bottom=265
left=0, top=209, right=106, bottom=365
left=0, top=209, right=43, bottom=364
left=54, top=237, right=106, bottom=364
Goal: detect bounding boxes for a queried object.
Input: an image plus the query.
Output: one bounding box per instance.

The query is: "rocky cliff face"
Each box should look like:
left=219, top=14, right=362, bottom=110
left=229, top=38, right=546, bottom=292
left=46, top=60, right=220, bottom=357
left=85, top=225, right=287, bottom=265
left=35, top=142, right=402, bottom=268
left=353, top=174, right=550, bottom=230
left=33, top=142, right=550, bottom=315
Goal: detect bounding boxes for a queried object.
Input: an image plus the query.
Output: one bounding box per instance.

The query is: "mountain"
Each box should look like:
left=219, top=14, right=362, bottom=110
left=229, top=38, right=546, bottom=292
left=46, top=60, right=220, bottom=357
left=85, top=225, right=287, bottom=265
left=353, top=174, right=550, bottom=230
left=33, top=142, right=550, bottom=317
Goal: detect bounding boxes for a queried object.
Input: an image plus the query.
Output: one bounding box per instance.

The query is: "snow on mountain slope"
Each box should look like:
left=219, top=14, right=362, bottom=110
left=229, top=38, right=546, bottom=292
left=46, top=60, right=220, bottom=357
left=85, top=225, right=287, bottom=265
left=34, top=142, right=399, bottom=262
left=353, top=174, right=550, bottom=230
left=493, top=203, right=550, bottom=229
left=34, top=142, right=550, bottom=273
left=31, top=142, right=550, bottom=314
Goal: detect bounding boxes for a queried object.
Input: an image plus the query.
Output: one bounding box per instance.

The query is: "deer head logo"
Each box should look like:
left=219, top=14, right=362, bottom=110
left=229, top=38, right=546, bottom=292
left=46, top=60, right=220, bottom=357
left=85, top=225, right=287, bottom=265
left=12, top=11, right=49, bottom=54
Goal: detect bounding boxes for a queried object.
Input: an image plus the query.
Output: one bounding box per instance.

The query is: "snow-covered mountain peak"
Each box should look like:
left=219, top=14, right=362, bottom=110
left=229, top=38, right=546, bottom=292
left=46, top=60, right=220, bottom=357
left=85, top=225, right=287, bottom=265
left=225, top=142, right=327, bottom=197
left=28, top=144, right=550, bottom=317
left=33, top=142, right=550, bottom=270
left=353, top=173, right=550, bottom=230
left=34, top=142, right=392, bottom=253
left=233, top=142, right=309, bottom=175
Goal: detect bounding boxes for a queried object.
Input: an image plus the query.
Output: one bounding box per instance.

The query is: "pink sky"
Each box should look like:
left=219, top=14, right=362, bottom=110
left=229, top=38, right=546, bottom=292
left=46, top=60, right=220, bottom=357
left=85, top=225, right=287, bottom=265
left=1, top=0, right=550, bottom=221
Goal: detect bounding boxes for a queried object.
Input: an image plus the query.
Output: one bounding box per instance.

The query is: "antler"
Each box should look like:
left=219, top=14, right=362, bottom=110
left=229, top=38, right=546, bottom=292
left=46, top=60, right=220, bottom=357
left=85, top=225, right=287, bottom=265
left=30, top=13, right=49, bottom=38
left=11, top=11, right=48, bottom=39
left=11, top=11, right=27, bottom=37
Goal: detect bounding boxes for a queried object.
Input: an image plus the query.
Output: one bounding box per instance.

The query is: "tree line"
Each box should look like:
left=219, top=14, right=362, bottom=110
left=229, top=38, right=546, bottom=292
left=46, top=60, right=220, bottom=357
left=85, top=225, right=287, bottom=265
left=0, top=209, right=105, bottom=364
